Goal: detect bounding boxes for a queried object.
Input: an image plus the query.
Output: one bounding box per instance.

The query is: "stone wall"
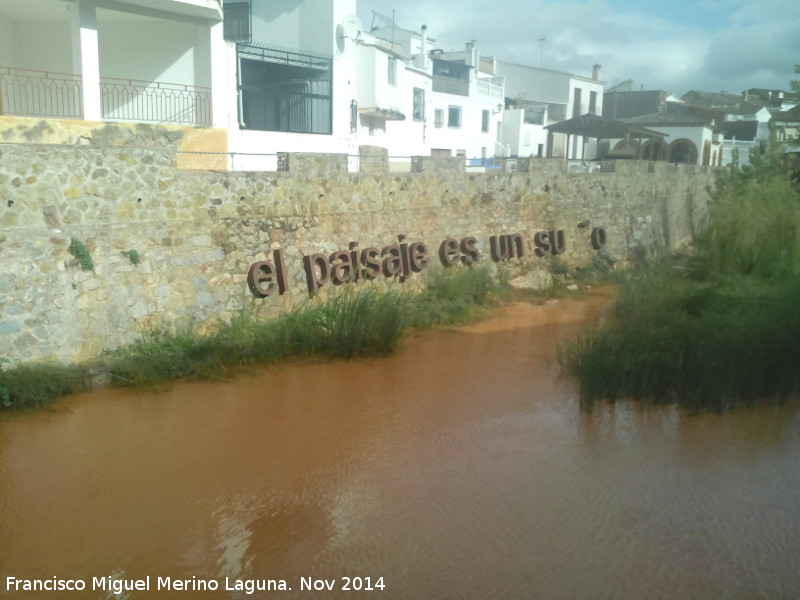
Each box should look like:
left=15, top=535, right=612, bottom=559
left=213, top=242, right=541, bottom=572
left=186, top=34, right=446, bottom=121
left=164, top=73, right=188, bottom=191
left=0, top=129, right=716, bottom=365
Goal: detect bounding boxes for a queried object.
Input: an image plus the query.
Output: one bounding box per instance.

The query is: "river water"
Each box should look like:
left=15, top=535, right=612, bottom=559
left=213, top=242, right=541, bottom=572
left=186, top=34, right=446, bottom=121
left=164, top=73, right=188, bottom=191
left=1, top=291, right=799, bottom=600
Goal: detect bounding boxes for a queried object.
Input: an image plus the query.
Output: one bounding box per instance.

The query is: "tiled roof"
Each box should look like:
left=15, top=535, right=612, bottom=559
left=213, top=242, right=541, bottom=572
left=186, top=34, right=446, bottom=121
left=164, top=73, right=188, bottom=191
left=682, top=90, right=763, bottom=113
left=621, top=112, right=709, bottom=127
left=773, top=105, right=800, bottom=122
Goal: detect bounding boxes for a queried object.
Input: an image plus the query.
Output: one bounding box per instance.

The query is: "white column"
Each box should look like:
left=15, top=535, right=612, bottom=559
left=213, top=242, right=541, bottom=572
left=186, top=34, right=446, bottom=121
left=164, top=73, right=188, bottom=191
left=209, top=21, right=230, bottom=128
left=78, top=0, right=101, bottom=121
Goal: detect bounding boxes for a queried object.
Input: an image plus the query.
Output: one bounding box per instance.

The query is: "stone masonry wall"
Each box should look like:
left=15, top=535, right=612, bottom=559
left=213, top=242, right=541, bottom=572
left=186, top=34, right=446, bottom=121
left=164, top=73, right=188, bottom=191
left=0, top=131, right=715, bottom=365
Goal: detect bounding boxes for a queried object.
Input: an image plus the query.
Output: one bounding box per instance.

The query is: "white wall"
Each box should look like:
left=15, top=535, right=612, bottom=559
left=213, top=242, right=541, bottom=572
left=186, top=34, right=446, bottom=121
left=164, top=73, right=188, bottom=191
left=97, top=11, right=213, bottom=86
left=381, top=68, right=430, bottom=156
left=250, top=0, right=348, bottom=56
left=502, top=109, right=548, bottom=157
left=496, top=62, right=571, bottom=104
left=12, top=21, right=73, bottom=73
left=0, top=18, right=16, bottom=66
left=427, top=90, right=500, bottom=158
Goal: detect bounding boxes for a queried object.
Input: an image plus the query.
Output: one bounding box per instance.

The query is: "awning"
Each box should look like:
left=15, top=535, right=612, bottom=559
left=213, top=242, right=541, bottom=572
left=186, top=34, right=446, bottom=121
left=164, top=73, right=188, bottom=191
left=545, top=113, right=666, bottom=140
left=545, top=113, right=667, bottom=160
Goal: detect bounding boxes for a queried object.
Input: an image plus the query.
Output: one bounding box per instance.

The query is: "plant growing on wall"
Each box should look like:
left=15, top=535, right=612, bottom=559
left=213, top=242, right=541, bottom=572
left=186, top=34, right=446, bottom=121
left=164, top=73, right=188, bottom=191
left=69, top=237, right=94, bottom=271
left=123, top=249, right=141, bottom=265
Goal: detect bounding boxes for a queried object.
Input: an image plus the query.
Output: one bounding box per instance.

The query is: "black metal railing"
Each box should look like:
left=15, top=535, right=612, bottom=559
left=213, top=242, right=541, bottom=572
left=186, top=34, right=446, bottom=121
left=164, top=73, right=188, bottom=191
left=100, top=77, right=212, bottom=126
left=0, top=66, right=82, bottom=118
left=1, top=66, right=211, bottom=126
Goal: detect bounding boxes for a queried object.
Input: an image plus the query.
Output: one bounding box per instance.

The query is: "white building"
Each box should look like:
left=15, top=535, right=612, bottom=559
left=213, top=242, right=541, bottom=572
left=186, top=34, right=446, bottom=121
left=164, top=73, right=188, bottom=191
left=494, top=60, right=604, bottom=159
left=425, top=43, right=505, bottom=161
left=0, top=0, right=226, bottom=127
left=221, top=0, right=360, bottom=168
left=618, top=113, right=721, bottom=166
left=222, top=2, right=506, bottom=169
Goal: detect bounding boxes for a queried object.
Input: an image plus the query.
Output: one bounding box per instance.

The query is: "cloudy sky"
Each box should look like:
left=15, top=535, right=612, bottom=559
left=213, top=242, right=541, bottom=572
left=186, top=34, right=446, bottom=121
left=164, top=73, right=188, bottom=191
left=356, top=0, right=799, bottom=96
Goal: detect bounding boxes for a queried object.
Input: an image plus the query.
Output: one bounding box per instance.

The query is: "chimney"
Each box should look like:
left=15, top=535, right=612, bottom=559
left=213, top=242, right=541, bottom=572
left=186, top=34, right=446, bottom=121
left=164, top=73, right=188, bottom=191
left=592, top=64, right=602, bottom=81
left=420, top=25, right=428, bottom=69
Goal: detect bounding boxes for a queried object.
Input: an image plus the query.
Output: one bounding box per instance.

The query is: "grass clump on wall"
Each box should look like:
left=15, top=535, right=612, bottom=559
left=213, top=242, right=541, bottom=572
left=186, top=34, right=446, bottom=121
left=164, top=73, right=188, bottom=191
left=559, top=137, right=800, bottom=412
left=0, top=266, right=505, bottom=408
left=69, top=238, right=94, bottom=271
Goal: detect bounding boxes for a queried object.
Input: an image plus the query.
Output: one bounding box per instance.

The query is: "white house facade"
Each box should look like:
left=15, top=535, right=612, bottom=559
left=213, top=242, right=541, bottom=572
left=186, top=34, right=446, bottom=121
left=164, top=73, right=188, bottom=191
left=0, top=0, right=226, bottom=127
left=494, top=60, right=604, bottom=159
left=618, top=113, right=721, bottom=166
left=221, top=0, right=360, bottom=169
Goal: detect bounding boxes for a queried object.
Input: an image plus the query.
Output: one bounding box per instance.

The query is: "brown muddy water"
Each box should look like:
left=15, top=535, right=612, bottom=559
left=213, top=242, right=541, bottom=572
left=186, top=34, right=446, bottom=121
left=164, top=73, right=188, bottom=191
left=1, top=290, right=800, bottom=600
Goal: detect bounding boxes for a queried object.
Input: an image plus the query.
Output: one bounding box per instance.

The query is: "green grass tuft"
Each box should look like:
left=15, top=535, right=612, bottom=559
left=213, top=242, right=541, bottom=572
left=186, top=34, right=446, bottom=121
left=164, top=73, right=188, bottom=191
left=69, top=238, right=95, bottom=271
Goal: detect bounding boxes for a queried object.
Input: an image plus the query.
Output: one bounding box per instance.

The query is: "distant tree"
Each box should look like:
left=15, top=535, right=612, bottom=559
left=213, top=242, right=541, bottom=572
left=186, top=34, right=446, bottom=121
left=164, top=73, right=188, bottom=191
left=789, top=64, right=800, bottom=144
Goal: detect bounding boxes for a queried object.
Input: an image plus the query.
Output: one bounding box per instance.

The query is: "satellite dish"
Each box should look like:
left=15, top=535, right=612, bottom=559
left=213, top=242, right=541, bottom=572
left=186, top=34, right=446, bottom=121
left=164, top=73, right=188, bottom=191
left=340, top=15, right=363, bottom=41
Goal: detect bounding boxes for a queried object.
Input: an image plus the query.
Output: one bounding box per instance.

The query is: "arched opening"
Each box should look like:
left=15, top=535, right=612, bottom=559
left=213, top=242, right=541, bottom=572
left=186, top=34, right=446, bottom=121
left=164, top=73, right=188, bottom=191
left=641, top=139, right=667, bottom=161
left=668, top=139, right=697, bottom=164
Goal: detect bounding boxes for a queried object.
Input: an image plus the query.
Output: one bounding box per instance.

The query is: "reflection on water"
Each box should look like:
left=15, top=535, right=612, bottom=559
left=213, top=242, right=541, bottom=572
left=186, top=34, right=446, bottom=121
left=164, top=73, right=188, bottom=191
left=1, top=290, right=799, bottom=599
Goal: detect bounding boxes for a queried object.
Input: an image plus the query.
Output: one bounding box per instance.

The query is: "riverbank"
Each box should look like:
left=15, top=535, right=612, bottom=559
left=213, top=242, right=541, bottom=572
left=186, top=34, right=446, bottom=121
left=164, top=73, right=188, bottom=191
left=559, top=140, right=800, bottom=412
left=1, top=266, right=511, bottom=410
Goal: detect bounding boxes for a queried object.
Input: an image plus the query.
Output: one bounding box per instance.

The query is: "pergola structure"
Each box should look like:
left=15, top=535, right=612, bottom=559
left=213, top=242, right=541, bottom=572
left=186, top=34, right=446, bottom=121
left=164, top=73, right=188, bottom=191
left=545, top=113, right=667, bottom=160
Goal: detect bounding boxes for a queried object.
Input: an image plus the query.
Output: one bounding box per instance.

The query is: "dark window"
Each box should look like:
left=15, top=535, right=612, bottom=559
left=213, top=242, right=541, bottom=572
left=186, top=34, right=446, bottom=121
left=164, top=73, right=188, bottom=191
left=589, top=91, right=597, bottom=115
left=224, top=1, right=251, bottom=42
left=448, top=105, right=462, bottom=128
left=481, top=109, right=490, bottom=132
left=350, top=99, right=357, bottom=133
left=413, top=87, right=425, bottom=121
left=388, top=57, right=397, bottom=86
left=237, top=44, right=332, bottom=134
left=572, top=87, right=582, bottom=118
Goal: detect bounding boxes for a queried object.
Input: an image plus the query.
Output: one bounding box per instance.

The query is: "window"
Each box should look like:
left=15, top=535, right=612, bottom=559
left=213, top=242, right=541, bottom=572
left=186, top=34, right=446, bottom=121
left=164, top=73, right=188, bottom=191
left=350, top=100, right=357, bottom=133
left=238, top=44, right=332, bottom=134
left=481, top=109, right=490, bottom=132
left=448, top=105, right=462, bottom=128
left=413, top=88, right=425, bottom=121
left=223, top=1, right=252, bottom=42
left=589, top=91, right=597, bottom=115
left=434, top=108, right=444, bottom=128
left=572, top=88, right=582, bottom=118
left=388, top=57, right=397, bottom=86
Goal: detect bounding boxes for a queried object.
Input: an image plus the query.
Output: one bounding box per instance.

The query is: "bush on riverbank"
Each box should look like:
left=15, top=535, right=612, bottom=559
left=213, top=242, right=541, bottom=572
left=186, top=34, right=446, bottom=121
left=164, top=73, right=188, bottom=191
left=560, top=139, right=800, bottom=411
left=0, top=266, right=506, bottom=408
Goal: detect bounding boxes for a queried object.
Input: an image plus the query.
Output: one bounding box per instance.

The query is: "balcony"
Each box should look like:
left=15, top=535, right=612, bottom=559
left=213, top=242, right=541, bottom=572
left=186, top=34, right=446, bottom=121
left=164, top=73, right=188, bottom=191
left=1, top=66, right=212, bottom=126
left=476, top=79, right=503, bottom=103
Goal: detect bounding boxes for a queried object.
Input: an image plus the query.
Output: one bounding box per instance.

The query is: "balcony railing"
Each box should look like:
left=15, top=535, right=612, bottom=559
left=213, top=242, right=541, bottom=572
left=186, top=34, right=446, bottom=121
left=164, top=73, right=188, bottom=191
left=476, top=79, right=503, bottom=103
left=100, top=77, right=212, bottom=126
left=0, top=66, right=83, bottom=118
left=0, top=66, right=211, bottom=126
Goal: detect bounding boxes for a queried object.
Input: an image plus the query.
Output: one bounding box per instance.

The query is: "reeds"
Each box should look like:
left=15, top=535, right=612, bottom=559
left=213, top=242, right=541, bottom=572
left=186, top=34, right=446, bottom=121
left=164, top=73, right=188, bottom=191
left=560, top=139, right=800, bottom=411
left=1, top=266, right=504, bottom=409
